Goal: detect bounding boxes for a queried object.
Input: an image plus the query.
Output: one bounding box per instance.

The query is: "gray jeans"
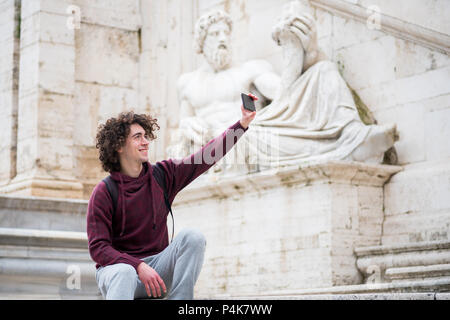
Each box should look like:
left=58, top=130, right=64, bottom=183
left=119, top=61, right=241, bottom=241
left=95, top=228, right=206, bottom=300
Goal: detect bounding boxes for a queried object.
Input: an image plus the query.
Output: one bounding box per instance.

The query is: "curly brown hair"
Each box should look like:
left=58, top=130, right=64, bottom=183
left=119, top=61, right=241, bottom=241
left=95, top=111, right=160, bottom=173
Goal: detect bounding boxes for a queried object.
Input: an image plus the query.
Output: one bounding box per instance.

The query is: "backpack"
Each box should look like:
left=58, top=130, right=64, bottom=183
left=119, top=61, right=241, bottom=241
left=102, top=163, right=174, bottom=242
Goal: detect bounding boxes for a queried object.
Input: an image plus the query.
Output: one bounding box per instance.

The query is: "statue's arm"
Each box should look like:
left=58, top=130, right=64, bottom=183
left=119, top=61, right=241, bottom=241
left=177, top=75, right=209, bottom=145
left=254, top=71, right=280, bottom=101
left=179, top=97, right=195, bottom=119
left=271, top=12, right=326, bottom=89
left=178, top=100, right=208, bottom=145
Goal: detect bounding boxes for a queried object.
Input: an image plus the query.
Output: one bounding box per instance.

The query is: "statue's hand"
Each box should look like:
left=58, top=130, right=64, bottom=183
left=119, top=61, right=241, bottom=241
left=272, top=13, right=317, bottom=51
left=272, top=12, right=323, bottom=73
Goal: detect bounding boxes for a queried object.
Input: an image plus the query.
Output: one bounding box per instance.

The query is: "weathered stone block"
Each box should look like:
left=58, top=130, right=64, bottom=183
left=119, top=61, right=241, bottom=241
left=75, top=23, right=139, bottom=88
left=425, top=107, right=450, bottom=161
left=39, top=42, right=75, bottom=95
left=335, top=36, right=397, bottom=91
left=19, top=11, right=39, bottom=49
left=331, top=14, right=385, bottom=51
left=18, top=43, right=39, bottom=97
left=74, top=0, right=141, bottom=31
left=356, top=65, right=450, bottom=113
left=394, top=40, right=450, bottom=79
left=20, top=7, right=75, bottom=48
left=383, top=169, right=450, bottom=243
left=384, top=161, right=450, bottom=217
left=39, top=11, right=75, bottom=45
left=172, top=161, right=401, bottom=297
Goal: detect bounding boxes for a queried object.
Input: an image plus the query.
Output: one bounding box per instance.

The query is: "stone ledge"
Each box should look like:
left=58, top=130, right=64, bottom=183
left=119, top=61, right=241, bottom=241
left=0, top=227, right=99, bottom=299
left=0, top=175, right=84, bottom=199
left=0, top=227, right=87, bottom=249
left=386, top=264, right=450, bottom=281
left=0, top=293, right=64, bottom=300
left=0, top=195, right=87, bottom=232
left=0, top=257, right=94, bottom=279
left=355, top=240, right=450, bottom=256
left=211, top=292, right=450, bottom=300
left=355, top=240, right=450, bottom=282
left=210, top=277, right=450, bottom=300
left=176, top=161, right=402, bottom=204
left=310, top=0, right=450, bottom=55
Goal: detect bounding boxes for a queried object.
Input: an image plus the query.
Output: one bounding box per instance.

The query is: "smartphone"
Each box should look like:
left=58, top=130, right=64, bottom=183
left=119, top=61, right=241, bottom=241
left=241, top=93, right=256, bottom=112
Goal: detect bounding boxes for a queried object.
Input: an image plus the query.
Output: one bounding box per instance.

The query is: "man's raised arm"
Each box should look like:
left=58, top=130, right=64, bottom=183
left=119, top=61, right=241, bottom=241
left=157, top=98, right=257, bottom=200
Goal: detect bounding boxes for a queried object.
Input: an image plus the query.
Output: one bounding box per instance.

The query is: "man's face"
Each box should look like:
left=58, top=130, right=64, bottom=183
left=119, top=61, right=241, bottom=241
left=117, top=123, right=150, bottom=164
left=203, top=20, right=232, bottom=71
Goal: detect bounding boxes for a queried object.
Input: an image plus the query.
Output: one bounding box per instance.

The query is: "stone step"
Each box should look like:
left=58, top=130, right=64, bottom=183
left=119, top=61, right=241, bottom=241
left=0, top=227, right=100, bottom=299
left=0, top=227, right=88, bottom=249
left=386, top=263, right=450, bottom=281
left=210, top=292, right=450, bottom=300
left=0, top=195, right=87, bottom=232
left=208, top=277, right=450, bottom=300
left=0, top=293, right=65, bottom=300
left=355, top=240, right=450, bottom=283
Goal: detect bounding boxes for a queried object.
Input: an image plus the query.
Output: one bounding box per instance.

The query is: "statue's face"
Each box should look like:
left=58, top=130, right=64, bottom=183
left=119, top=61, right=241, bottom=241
left=203, top=20, right=232, bottom=71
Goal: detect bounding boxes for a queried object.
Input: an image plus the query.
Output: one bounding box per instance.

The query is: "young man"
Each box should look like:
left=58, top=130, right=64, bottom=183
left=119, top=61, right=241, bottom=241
left=87, top=100, right=256, bottom=300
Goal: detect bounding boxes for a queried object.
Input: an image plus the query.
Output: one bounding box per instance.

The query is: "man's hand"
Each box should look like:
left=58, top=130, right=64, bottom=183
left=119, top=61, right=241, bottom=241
left=240, top=93, right=257, bottom=129
left=137, top=262, right=167, bottom=298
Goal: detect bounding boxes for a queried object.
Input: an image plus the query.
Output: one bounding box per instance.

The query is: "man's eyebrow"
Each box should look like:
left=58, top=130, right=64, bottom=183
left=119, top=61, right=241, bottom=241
left=131, top=131, right=145, bottom=138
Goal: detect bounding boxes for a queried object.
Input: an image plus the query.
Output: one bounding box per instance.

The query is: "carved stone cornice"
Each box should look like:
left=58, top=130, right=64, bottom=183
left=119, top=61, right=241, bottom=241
left=175, top=161, right=402, bottom=205
left=311, top=0, right=450, bottom=55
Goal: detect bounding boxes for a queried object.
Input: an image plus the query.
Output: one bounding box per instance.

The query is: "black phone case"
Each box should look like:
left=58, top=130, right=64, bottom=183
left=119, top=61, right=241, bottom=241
left=241, top=93, right=256, bottom=112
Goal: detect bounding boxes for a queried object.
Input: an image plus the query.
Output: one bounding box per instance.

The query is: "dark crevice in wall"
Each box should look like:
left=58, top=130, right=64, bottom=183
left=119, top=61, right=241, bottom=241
left=10, top=0, right=21, bottom=180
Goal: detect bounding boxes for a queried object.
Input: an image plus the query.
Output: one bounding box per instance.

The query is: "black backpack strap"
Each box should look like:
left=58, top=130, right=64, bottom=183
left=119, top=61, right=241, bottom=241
left=152, top=163, right=174, bottom=242
left=103, top=175, right=118, bottom=216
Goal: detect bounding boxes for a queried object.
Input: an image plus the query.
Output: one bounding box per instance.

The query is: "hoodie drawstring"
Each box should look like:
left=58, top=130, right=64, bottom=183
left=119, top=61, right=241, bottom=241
left=119, top=174, right=126, bottom=237
left=115, top=163, right=159, bottom=237
left=149, top=172, right=157, bottom=231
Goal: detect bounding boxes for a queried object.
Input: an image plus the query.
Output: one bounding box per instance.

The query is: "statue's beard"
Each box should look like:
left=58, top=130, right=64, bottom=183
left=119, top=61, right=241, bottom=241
left=205, top=46, right=231, bottom=71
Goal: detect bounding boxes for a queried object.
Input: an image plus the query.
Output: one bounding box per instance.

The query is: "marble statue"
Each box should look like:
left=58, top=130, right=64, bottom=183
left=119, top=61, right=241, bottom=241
left=169, top=0, right=398, bottom=173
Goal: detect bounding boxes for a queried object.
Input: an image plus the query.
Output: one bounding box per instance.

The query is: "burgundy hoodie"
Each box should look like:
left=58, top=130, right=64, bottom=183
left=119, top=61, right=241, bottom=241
left=87, top=120, right=248, bottom=271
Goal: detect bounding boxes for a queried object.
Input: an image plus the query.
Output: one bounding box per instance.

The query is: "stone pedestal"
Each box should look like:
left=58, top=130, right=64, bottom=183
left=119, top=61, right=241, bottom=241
left=172, top=161, right=402, bottom=297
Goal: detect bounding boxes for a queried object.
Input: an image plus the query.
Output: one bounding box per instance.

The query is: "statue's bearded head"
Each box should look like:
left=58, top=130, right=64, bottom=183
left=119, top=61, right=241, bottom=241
left=194, top=10, right=233, bottom=71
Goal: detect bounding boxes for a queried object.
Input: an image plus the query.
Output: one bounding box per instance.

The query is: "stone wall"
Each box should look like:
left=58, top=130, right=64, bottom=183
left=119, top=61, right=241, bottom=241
left=314, top=0, right=450, bottom=245
left=154, top=0, right=450, bottom=246
left=320, top=1, right=450, bottom=245
left=72, top=0, right=143, bottom=197
left=0, top=0, right=152, bottom=198
left=0, top=0, right=448, bottom=299
left=149, top=0, right=450, bottom=295
left=1, top=1, right=448, bottom=203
